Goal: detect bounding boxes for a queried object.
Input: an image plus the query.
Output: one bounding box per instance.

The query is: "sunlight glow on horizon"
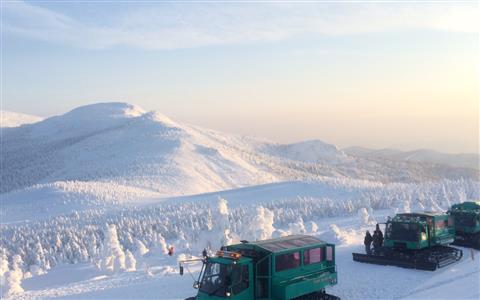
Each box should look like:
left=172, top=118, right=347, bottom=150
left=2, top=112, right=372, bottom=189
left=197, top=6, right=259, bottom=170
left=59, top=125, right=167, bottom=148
left=2, top=1, right=479, bottom=154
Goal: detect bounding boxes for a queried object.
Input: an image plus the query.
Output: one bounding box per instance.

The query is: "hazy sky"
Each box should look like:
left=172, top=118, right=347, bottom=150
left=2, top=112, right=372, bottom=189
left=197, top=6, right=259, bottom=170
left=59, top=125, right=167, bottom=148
left=2, top=1, right=479, bottom=154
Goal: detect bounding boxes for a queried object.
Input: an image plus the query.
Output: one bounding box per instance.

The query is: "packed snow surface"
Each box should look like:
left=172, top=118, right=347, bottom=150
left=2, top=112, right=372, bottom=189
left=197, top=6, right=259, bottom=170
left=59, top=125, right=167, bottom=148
left=1, top=102, right=479, bottom=299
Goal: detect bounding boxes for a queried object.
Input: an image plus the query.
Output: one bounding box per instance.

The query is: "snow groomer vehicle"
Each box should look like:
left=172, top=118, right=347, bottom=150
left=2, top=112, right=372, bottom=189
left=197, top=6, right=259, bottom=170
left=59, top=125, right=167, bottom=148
left=180, top=235, right=339, bottom=300
left=353, top=212, right=462, bottom=271
left=448, top=201, right=480, bottom=249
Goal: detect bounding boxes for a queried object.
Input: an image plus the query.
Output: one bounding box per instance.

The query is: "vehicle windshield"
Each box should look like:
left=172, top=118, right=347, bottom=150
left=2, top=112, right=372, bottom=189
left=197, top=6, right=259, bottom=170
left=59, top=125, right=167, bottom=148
left=199, top=262, right=231, bottom=297
left=199, top=261, right=249, bottom=297
left=453, top=212, right=476, bottom=227
left=386, top=222, right=421, bottom=242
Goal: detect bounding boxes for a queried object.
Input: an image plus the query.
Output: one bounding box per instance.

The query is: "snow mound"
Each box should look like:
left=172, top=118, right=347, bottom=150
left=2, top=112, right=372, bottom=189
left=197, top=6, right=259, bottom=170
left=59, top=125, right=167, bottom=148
left=320, top=224, right=362, bottom=246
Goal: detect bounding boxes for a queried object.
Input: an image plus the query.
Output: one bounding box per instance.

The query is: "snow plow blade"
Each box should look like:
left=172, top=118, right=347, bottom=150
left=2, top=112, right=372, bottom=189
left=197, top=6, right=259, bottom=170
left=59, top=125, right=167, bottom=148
left=352, top=252, right=438, bottom=271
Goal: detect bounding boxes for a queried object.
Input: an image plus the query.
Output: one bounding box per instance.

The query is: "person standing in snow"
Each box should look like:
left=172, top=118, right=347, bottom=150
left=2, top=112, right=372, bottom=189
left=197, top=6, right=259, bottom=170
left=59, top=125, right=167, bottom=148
left=167, top=245, right=175, bottom=256
left=372, top=224, right=384, bottom=252
left=364, top=230, right=373, bottom=255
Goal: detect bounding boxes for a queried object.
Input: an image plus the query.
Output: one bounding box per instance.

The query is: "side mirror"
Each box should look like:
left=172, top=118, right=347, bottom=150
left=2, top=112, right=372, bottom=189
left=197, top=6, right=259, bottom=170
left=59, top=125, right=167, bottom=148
left=193, top=281, right=200, bottom=289
left=179, top=265, right=184, bottom=276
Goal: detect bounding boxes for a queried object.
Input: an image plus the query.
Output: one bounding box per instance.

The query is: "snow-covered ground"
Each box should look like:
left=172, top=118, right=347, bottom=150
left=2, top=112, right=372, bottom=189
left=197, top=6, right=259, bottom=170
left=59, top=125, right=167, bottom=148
left=1, top=102, right=479, bottom=299
left=5, top=210, right=480, bottom=300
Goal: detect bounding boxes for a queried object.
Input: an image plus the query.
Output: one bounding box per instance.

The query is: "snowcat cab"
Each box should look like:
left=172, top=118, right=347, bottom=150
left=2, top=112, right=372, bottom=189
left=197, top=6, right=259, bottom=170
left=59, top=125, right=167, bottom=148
left=196, top=251, right=253, bottom=299
left=353, top=212, right=462, bottom=271
left=384, top=212, right=455, bottom=250
left=448, top=201, right=480, bottom=249
left=180, top=235, right=339, bottom=300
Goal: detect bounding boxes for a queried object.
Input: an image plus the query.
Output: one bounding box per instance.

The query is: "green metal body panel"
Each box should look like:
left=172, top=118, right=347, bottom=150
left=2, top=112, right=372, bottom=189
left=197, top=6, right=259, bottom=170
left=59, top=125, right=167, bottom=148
left=196, top=235, right=337, bottom=300
left=271, top=259, right=337, bottom=300
left=384, top=212, right=455, bottom=250
left=448, top=201, right=480, bottom=235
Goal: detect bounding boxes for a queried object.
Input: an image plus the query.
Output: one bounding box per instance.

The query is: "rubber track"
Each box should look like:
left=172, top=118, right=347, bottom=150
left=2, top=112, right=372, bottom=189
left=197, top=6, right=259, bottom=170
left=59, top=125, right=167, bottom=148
left=293, top=291, right=340, bottom=300
left=352, top=246, right=462, bottom=271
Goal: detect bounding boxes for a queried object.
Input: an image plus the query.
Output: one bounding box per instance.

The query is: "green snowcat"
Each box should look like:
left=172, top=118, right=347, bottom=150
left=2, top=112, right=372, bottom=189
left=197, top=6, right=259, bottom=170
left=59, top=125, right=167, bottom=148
left=448, top=201, right=480, bottom=249
left=180, top=235, right=339, bottom=300
left=352, top=212, right=462, bottom=271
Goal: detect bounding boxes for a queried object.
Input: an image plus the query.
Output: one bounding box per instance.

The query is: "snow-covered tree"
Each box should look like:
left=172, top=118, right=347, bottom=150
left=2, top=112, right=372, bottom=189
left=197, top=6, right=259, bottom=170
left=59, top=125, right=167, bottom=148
left=125, top=250, right=136, bottom=272
left=288, top=217, right=306, bottom=234
left=98, top=224, right=126, bottom=272
left=358, top=208, right=375, bottom=226
left=245, top=206, right=275, bottom=241
left=134, top=239, right=149, bottom=256
left=0, top=250, right=9, bottom=285
left=305, top=221, right=318, bottom=234
left=2, top=255, right=24, bottom=297
left=216, top=198, right=233, bottom=246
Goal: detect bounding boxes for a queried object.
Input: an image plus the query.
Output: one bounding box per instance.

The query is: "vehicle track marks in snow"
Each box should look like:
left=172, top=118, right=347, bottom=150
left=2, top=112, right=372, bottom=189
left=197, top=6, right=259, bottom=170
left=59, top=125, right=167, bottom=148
left=396, top=264, right=480, bottom=299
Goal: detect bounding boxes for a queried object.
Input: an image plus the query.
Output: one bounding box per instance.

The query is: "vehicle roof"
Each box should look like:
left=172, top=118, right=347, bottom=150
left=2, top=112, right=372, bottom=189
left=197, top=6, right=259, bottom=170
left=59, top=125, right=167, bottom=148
left=397, top=212, right=446, bottom=218
left=450, top=201, right=480, bottom=211
left=245, top=234, right=328, bottom=253
left=209, top=256, right=251, bottom=265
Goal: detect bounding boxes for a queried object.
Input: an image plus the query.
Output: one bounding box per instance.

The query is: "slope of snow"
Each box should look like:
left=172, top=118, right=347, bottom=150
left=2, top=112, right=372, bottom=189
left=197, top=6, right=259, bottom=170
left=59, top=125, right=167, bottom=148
left=0, top=111, right=43, bottom=127
left=2, top=102, right=478, bottom=207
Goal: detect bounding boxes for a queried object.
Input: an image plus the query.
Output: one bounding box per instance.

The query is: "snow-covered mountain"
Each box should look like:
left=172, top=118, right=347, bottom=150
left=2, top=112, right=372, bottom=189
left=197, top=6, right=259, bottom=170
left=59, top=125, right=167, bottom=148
left=1, top=102, right=478, bottom=205
left=1, top=102, right=479, bottom=300
left=0, top=111, right=43, bottom=127
left=344, top=146, right=479, bottom=170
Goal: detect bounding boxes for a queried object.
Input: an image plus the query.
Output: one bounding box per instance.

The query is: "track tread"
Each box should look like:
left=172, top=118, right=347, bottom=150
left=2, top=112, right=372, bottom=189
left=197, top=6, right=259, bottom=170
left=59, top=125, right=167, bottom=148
left=352, top=246, right=462, bottom=271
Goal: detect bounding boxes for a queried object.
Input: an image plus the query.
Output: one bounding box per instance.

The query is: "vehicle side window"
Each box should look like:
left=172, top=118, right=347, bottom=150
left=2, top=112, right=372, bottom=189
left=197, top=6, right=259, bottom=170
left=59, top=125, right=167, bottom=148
left=435, top=220, right=446, bottom=230
left=275, top=252, right=300, bottom=272
left=385, top=223, right=392, bottom=238
left=448, top=216, right=454, bottom=226
left=231, top=265, right=249, bottom=294
left=326, top=246, right=333, bottom=261
left=304, top=247, right=323, bottom=265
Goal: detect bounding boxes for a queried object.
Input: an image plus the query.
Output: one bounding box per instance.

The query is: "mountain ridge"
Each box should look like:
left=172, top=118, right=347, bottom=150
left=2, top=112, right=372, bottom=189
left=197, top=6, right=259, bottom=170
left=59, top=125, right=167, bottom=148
left=2, top=102, right=478, bottom=202
left=344, top=146, right=479, bottom=170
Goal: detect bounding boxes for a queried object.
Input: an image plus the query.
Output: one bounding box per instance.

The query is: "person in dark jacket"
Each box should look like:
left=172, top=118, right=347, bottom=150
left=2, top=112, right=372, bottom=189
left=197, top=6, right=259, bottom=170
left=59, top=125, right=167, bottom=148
left=364, top=230, right=373, bottom=255
left=372, top=224, right=384, bottom=252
